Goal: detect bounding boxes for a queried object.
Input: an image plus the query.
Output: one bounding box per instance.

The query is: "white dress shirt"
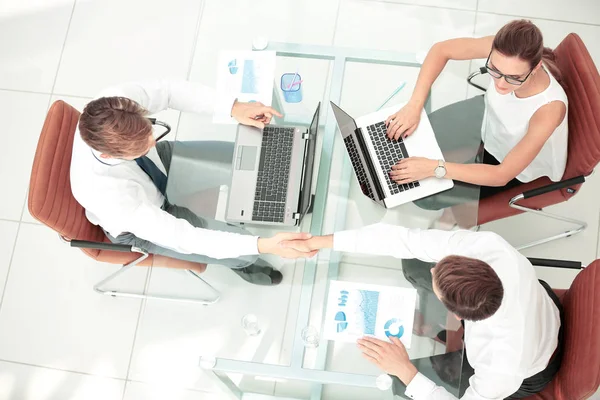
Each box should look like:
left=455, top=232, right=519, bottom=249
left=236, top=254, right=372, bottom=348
left=70, top=80, right=259, bottom=259
left=333, top=223, right=560, bottom=400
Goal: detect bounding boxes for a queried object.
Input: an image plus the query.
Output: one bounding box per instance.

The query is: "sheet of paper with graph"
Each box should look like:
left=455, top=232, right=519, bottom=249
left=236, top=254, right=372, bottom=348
left=323, top=281, right=417, bottom=348
left=213, top=50, right=276, bottom=124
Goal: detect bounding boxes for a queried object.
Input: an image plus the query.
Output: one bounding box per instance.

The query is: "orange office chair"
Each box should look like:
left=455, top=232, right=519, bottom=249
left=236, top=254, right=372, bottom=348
left=443, top=258, right=600, bottom=399
left=459, top=33, right=600, bottom=250
left=28, top=100, right=219, bottom=305
left=527, top=258, right=600, bottom=400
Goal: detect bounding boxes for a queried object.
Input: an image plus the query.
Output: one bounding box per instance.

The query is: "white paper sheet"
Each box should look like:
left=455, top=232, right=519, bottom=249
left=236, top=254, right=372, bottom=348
left=213, top=50, right=276, bottom=124
left=323, top=281, right=417, bottom=348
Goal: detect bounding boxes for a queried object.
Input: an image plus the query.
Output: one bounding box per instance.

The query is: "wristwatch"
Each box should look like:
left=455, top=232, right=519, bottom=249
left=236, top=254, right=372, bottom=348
left=434, top=159, right=447, bottom=179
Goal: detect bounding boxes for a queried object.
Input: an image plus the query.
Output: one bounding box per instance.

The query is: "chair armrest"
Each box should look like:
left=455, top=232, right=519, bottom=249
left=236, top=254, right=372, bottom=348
left=467, top=67, right=488, bottom=92
left=527, top=257, right=583, bottom=270
left=515, top=175, right=586, bottom=201
left=70, top=240, right=136, bottom=253
left=148, top=118, right=172, bottom=142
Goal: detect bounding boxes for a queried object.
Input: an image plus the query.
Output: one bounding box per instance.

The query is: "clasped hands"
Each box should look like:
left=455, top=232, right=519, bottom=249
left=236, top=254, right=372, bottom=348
left=259, top=233, right=418, bottom=384
left=257, top=233, right=331, bottom=259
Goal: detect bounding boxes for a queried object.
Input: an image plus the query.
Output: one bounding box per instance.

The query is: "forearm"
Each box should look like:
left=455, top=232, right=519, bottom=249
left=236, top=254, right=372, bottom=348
left=308, top=235, right=333, bottom=250
left=445, top=162, right=511, bottom=187
left=97, top=80, right=216, bottom=115
left=126, top=203, right=259, bottom=259
left=410, top=43, right=449, bottom=108
left=329, top=223, right=466, bottom=262
left=159, top=80, right=216, bottom=114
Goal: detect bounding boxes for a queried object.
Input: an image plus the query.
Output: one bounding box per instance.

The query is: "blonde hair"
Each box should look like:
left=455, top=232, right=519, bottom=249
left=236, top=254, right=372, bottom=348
left=79, top=97, right=152, bottom=158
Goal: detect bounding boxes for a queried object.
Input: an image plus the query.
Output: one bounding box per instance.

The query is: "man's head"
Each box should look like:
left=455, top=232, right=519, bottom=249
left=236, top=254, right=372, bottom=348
left=431, top=255, right=504, bottom=322
left=79, top=97, right=155, bottom=160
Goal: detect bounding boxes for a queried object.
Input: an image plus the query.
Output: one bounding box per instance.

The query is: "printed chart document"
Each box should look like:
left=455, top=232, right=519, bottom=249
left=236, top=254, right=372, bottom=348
left=213, top=50, right=276, bottom=124
left=323, top=281, right=417, bottom=348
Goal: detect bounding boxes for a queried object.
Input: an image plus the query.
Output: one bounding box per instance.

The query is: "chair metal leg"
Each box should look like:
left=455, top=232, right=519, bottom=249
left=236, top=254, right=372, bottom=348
left=93, top=248, right=221, bottom=305
left=509, top=194, right=588, bottom=251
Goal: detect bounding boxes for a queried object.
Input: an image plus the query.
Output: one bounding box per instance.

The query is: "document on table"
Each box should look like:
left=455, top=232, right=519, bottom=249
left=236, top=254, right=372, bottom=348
left=213, top=50, right=276, bottom=124
left=323, top=281, right=417, bottom=348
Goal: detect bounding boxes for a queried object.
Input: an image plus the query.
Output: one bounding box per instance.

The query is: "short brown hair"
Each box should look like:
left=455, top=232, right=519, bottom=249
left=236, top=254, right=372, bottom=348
left=433, top=255, right=504, bottom=321
left=79, top=96, right=153, bottom=158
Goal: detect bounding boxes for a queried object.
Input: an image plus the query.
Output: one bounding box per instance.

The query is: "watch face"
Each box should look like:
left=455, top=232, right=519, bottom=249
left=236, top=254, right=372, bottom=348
left=435, top=166, right=446, bottom=178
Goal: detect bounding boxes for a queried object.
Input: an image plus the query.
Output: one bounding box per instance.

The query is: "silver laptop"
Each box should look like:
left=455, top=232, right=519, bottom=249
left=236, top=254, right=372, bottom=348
left=331, top=102, right=453, bottom=209
left=225, top=103, right=320, bottom=226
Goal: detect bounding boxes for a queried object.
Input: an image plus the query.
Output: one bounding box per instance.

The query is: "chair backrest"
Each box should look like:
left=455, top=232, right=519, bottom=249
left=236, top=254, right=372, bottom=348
left=550, top=260, right=600, bottom=399
left=554, top=33, right=600, bottom=182
left=28, top=101, right=105, bottom=257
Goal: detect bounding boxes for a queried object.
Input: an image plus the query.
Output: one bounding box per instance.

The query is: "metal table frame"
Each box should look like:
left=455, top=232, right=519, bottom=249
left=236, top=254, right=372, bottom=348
left=199, top=40, right=430, bottom=400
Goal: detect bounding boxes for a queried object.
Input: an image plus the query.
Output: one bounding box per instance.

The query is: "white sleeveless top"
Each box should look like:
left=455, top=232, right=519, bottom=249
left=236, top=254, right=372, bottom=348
left=481, top=66, right=569, bottom=183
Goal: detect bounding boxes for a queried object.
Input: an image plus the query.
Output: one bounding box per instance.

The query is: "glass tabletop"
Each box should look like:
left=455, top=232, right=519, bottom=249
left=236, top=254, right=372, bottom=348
left=141, top=42, right=483, bottom=399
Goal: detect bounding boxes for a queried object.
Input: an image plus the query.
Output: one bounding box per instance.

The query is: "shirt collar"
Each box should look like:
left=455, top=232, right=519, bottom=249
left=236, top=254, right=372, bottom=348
left=90, top=148, right=125, bottom=166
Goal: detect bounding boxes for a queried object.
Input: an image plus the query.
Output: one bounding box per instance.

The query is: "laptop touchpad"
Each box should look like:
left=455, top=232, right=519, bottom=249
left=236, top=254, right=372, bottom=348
left=236, top=145, right=258, bottom=171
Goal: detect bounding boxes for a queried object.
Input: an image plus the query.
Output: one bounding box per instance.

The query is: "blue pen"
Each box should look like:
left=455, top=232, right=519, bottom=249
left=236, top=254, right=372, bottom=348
left=376, top=81, right=407, bottom=111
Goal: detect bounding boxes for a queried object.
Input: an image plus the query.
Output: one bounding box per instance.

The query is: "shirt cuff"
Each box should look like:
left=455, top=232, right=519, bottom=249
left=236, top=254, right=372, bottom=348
left=239, top=235, right=260, bottom=256
left=333, top=229, right=359, bottom=253
left=405, top=373, right=437, bottom=399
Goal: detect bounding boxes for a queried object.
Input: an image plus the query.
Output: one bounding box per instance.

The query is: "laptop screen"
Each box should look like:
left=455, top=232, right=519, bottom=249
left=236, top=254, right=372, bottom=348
left=298, top=103, right=320, bottom=216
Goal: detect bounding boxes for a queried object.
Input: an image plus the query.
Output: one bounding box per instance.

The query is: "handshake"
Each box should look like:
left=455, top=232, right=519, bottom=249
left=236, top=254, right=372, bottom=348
left=257, top=232, right=333, bottom=259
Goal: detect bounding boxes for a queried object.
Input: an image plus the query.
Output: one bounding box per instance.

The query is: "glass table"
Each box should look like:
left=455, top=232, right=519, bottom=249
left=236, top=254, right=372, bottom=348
left=141, top=41, right=483, bottom=400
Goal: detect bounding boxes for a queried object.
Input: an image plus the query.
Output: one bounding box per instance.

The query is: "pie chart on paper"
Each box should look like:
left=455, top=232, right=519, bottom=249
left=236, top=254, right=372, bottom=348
left=334, top=311, right=348, bottom=332
left=384, top=318, right=405, bottom=339
left=322, top=281, right=417, bottom=348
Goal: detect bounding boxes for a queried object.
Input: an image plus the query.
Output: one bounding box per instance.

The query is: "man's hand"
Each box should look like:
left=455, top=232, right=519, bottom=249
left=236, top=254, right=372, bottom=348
left=231, top=100, right=283, bottom=129
left=257, top=232, right=318, bottom=259
left=280, top=235, right=333, bottom=253
left=357, top=336, right=418, bottom=386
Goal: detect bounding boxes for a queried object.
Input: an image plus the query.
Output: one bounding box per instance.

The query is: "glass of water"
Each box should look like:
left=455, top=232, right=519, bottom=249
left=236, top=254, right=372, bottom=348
left=301, top=326, right=320, bottom=348
left=241, top=314, right=261, bottom=336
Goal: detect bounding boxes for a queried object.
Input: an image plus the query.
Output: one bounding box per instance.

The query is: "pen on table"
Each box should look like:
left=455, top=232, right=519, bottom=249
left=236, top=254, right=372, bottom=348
left=287, top=70, right=299, bottom=90
left=376, top=81, right=407, bottom=111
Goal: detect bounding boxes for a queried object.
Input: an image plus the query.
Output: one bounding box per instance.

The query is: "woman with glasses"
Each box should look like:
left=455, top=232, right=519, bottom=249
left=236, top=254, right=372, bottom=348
left=386, top=19, right=568, bottom=204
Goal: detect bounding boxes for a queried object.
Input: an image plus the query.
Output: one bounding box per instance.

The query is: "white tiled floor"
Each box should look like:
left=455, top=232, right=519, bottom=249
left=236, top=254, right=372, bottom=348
left=2, top=0, right=600, bottom=399
left=0, top=0, right=75, bottom=93
left=0, top=361, right=125, bottom=400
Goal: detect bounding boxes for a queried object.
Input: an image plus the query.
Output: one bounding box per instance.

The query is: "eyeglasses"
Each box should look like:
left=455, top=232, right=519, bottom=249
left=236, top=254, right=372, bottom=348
left=485, top=51, right=533, bottom=86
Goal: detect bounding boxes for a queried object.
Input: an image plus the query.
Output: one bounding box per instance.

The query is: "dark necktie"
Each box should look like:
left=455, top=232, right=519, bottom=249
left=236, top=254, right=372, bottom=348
left=135, top=156, right=168, bottom=195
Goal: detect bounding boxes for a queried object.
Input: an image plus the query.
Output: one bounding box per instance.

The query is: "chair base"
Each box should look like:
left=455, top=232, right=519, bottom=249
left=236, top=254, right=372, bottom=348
left=93, top=252, right=220, bottom=305
left=508, top=194, right=588, bottom=251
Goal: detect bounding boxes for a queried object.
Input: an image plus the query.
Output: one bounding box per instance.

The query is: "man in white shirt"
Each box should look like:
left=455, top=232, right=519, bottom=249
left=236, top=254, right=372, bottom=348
left=284, top=224, right=564, bottom=399
left=71, top=80, right=316, bottom=286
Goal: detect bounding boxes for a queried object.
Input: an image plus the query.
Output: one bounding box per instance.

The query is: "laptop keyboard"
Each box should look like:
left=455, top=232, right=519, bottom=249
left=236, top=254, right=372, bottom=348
left=252, top=126, right=295, bottom=223
left=366, top=122, right=420, bottom=195
left=343, top=136, right=375, bottom=200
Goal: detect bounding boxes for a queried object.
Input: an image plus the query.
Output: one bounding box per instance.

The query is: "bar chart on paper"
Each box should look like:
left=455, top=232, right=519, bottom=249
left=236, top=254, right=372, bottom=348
left=323, top=281, right=417, bottom=348
left=213, top=50, right=276, bottom=123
